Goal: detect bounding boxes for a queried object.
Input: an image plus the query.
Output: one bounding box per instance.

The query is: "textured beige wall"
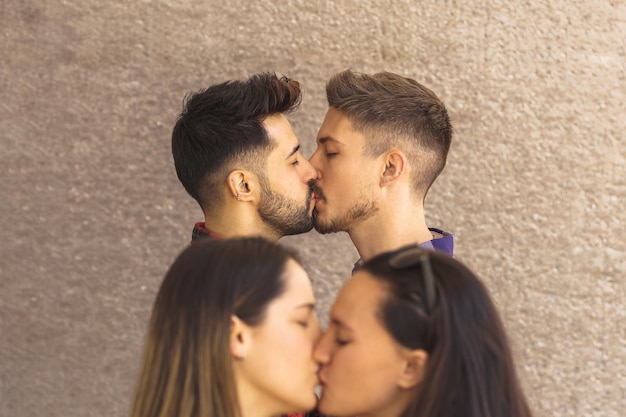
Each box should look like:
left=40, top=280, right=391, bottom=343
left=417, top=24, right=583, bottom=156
left=1, top=1, right=624, bottom=416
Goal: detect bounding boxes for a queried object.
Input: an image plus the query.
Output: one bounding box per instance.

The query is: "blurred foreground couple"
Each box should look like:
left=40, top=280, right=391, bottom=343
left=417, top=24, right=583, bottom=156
left=129, top=71, right=532, bottom=417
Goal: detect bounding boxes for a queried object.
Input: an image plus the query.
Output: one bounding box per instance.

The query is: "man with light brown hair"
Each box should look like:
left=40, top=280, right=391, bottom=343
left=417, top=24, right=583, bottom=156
left=309, top=69, right=454, bottom=268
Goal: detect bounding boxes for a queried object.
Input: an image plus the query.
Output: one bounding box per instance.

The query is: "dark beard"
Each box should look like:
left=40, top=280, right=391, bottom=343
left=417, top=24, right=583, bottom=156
left=258, top=186, right=314, bottom=236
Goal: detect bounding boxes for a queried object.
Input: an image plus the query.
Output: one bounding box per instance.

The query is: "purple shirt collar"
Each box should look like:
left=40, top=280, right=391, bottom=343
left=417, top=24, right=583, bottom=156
left=352, top=227, right=454, bottom=273
left=421, top=227, right=454, bottom=255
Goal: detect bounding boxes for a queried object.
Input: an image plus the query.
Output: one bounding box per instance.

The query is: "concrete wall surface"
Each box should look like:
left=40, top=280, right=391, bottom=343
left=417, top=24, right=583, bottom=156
left=1, top=1, right=624, bottom=416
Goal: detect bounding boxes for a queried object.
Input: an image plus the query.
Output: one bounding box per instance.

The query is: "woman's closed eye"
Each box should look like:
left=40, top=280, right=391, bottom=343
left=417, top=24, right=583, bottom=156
left=296, top=314, right=314, bottom=328
left=335, top=338, right=349, bottom=346
left=334, top=330, right=350, bottom=346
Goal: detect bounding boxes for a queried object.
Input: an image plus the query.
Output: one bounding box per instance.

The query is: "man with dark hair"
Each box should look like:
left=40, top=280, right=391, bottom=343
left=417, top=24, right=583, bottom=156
left=172, top=72, right=318, bottom=242
left=310, top=69, right=454, bottom=267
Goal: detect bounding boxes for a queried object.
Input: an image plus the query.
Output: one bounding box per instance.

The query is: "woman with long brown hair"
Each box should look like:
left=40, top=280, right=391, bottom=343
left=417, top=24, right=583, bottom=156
left=314, top=244, right=532, bottom=417
left=130, top=237, right=321, bottom=417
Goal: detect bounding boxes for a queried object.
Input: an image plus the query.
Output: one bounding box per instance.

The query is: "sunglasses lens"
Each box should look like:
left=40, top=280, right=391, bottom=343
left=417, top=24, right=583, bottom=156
left=388, top=246, right=436, bottom=314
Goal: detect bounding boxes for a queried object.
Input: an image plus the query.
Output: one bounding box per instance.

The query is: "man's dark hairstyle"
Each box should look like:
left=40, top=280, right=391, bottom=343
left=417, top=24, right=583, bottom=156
left=326, top=69, right=452, bottom=195
left=172, top=72, right=302, bottom=213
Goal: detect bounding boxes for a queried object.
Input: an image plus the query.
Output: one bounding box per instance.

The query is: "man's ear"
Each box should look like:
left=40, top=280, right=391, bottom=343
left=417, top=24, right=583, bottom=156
left=227, top=170, right=256, bottom=202
left=397, top=349, right=428, bottom=389
left=380, top=150, right=406, bottom=187
left=230, top=315, right=251, bottom=360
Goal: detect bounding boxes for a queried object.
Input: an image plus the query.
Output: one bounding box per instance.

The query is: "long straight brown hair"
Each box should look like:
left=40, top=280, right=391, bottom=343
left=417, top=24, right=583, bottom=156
left=361, top=246, right=533, bottom=417
left=129, top=237, right=298, bottom=417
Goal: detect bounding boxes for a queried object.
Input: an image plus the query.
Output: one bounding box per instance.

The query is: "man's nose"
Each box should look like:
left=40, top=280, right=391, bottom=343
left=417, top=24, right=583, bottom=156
left=308, top=153, right=322, bottom=180
left=302, top=158, right=319, bottom=182
left=309, top=150, right=320, bottom=169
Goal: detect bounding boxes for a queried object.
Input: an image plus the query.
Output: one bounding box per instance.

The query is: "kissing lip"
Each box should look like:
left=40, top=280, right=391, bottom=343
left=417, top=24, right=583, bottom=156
left=308, top=180, right=325, bottom=202
left=311, top=186, right=326, bottom=203
left=317, top=371, right=326, bottom=386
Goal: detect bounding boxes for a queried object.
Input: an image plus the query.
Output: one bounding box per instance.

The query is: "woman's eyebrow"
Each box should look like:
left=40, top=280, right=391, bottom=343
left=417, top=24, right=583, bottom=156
left=329, top=317, right=353, bottom=332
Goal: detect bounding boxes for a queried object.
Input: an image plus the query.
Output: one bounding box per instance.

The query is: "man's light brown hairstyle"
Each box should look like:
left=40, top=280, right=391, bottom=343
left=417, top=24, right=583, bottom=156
left=326, top=69, right=452, bottom=196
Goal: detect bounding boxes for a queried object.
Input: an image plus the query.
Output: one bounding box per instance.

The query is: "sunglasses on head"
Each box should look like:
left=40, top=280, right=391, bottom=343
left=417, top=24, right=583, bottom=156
left=387, top=246, right=437, bottom=315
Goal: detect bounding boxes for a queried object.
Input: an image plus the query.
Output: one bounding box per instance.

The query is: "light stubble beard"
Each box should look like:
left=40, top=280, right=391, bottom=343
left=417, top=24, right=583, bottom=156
left=311, top=182, right=379, bottom=234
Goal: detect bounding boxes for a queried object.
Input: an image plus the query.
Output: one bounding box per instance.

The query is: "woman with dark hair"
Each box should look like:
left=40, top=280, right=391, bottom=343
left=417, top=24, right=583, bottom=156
left=314, top=244, right=532, bottom=417
left=130, top=237, right=321, bottom=417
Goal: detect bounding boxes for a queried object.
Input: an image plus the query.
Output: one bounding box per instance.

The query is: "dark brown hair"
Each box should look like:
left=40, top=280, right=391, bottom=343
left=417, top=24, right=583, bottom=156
left=172, top=72, right=302, bottom=213
left=129, top=237, right=300, bottom=417
left=326, top=69, right=452, bottom=195
left=360, top=247, right=532, bottom=417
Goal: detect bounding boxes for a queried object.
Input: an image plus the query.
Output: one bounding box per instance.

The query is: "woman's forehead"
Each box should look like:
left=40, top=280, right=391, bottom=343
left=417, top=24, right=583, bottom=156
left=277, top=260, right=315, bottom=303
left=331, top=272, right=387, bottom=323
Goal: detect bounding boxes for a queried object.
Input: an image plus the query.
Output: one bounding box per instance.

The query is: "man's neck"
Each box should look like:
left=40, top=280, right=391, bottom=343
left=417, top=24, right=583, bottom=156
left=348, top=204, right=432, bottom=262
left=203, top=207, right=280, bottom=242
